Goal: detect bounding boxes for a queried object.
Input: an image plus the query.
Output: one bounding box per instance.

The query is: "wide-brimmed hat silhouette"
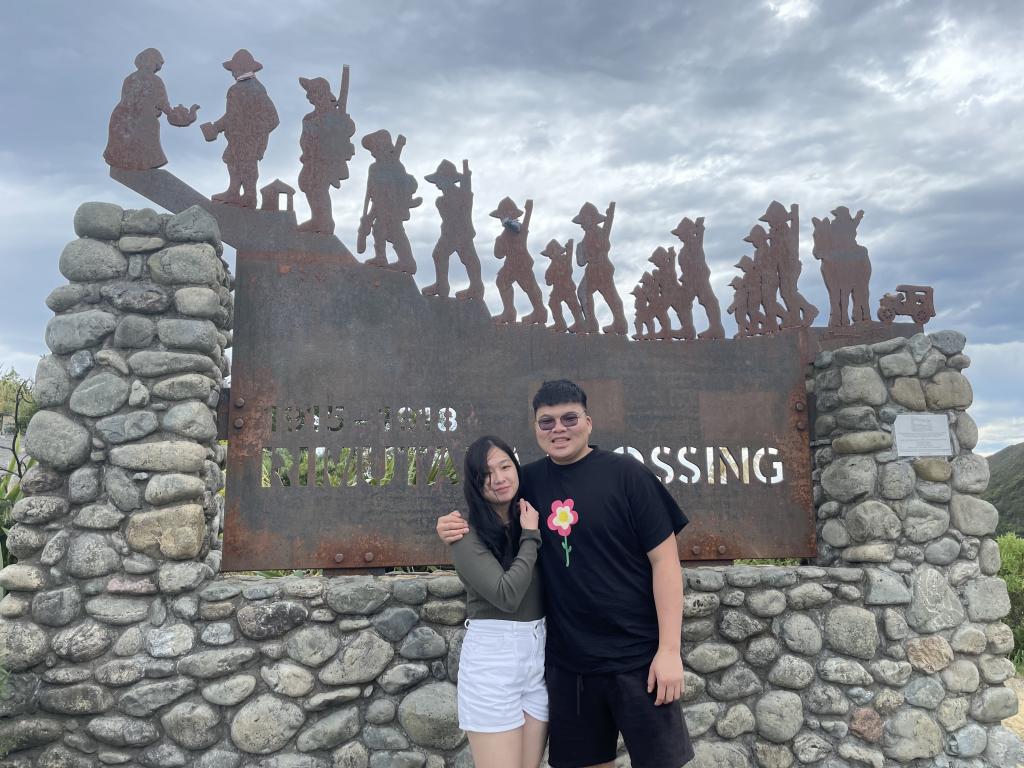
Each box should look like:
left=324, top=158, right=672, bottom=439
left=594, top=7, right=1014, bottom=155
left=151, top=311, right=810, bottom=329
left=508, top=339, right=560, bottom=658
left=361, top=129, right=394, bottom=154
left=729, top=276, right=745, bottom=287
left=572, top=202, right=606, bottom=226
left=831, top=205, right=853, bottom=218
left=648, top=246, right=671, bottom=265
left=223, top=49, right=263, bottom=76
left=425, top=160, right=461, bottom=186
left=759, top=200, right=789, bottom=224
left=743, top=225, right=768, bottom=244
left=735, top=255, right=756, bottom=271
left=540, top=239, right=566, bottom=258
left=299, top=76, right=334, bottom=100
left=490, top=197, right=523, bottom=219
left=670, top=217, right=696, bottom=238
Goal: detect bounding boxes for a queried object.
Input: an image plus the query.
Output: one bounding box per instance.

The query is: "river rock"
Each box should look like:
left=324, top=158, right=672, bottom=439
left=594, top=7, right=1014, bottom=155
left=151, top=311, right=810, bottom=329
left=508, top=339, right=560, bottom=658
left=949, top=494, right=998, bottom=536
left=109, top=441, right=207, bottom=472
left=163, top=401, right=218, bottom=440
left=882, top=709, right=943, bottom=761
left=24, top=411, right=92, bottom=470
left=230, top=694, right=306, bottom=754
left=755, top=690, right=804, bottom=743
left=150, top=243, right=223, bottom=286
left=398, top=682, right=464, bottom=749
left=820, top=455, right=876, bottom=502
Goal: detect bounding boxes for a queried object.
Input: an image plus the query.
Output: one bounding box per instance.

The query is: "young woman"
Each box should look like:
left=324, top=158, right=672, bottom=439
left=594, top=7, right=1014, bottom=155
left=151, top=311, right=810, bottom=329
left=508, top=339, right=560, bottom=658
left=450, top=435, right=546, bottom=768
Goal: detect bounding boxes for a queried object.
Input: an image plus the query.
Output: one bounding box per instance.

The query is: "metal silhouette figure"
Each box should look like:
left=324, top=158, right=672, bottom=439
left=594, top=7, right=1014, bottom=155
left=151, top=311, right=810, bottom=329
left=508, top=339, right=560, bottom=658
left=541, top=238, right=584, bottom=333
left=491, top=197, right=546, bottom=325
left=104, top=48, right=198, bottom=170
left=759, top=200, right=818, bottom=327
left=630, top=272, right=659, bottom=340
left=648, top=246, right=687, bottom=340
left=422, top=159, right=484, bottom=300
left=728, top=255, right=766, bottom=338
left=878, top=285, right=935, bottom=325
left=672, top=216, right=725, bottom=340
left=744, top=225, right=785, bottom=333
left=296, top=67, right=356, bottom=234
left=358, top=130, right=422, bottom=274
left=574, top=202, right=627, bottom=335
left=811, top=206, right=871, bottom=326
left=202, top=49, right=279, bottom=208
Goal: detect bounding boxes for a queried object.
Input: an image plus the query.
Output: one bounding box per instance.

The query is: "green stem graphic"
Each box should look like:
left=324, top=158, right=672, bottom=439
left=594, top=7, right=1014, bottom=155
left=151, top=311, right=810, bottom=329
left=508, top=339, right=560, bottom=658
left=562, top=537, right=572, bottom=567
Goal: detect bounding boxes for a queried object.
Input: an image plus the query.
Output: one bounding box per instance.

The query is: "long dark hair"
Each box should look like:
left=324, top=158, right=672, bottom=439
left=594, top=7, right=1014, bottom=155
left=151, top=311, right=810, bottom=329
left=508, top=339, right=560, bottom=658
left=463, top=435, right=524, bottom=569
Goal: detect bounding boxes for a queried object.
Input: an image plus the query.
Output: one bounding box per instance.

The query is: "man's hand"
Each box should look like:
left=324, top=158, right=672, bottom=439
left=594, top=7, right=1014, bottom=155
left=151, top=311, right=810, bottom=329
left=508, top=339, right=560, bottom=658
left=436, top=511, right=469, bottom=544
left=647, top=648, right=684, bottom=705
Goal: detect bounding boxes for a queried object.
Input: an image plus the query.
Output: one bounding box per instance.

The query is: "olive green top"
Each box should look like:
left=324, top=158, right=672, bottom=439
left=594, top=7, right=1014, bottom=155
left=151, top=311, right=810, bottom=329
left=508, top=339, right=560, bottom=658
left=450, top=527, right=544, bottom=621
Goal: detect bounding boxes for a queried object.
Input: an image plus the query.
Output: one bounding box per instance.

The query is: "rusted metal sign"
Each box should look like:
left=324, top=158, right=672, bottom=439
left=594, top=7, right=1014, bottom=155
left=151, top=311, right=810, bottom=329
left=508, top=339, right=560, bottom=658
left=222, top=251, right=816, bottom=571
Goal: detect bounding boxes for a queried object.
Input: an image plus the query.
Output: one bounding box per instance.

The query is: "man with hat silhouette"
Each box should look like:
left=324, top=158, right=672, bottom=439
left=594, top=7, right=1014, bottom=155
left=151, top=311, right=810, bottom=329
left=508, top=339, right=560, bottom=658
left=647, top=246, right=687, bottom=340
left=296, top=72, right=356, bottom=234
left=422, top=159, right=484, bottom=300
left=491, top=197, right=547, bottom=325
left=202, top=49, right=279, bottom=208
left=728, top=257, right=765, bottom=337
left=671, top=216, right=725, bottom=340
left=541, top=237, right=584, bottom=333
left=358, top=129, right=421, bottom=274
left=744, top=224, right=785, bottom=333
left=573, top=201, right=627, bottom=335
left=759, top=200, right=818, bottom=327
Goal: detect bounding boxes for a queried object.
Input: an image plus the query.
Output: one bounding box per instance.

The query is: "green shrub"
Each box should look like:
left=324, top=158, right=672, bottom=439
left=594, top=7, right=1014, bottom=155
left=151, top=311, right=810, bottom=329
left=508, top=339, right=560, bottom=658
left=997, top=532, right=1024, bottom=672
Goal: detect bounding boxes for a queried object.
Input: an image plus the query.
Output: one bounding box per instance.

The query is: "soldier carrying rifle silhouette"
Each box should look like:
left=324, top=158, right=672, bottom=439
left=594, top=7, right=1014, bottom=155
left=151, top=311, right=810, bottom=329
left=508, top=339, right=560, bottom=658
left=358, top=130, right=422, bottom=274
left=574, top=201, right=627, bottom=335
left=296, top=66, right=356, bottom=234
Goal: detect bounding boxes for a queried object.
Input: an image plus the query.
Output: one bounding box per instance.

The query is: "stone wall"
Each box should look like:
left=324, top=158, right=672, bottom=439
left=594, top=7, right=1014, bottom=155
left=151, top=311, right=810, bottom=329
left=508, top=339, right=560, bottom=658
left=0, top=202, right=1021, bottom=768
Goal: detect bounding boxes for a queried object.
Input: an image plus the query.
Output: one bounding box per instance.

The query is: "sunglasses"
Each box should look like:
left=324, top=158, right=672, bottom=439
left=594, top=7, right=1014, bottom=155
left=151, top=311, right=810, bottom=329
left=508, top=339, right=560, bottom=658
left=536, top=412, right=583, bottom=431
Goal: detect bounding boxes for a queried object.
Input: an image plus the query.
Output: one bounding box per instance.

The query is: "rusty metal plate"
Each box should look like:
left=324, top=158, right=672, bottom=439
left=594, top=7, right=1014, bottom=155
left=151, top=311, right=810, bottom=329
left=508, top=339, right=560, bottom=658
left=222, top=250, right=817, bottom=571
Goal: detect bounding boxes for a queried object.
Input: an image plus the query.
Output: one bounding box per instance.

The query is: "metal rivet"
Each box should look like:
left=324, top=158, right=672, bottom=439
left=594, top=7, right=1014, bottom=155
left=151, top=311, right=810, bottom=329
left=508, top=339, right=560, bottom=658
left=797, top=420, right=807, bottom=431
left=235, top=398, right=246, bottom=408
left=794, top=402, right=805, bottom=412
left=691, top=545, right=701, bottom=555
left=233, top=418, right=245, bottom=429
left=334, top=553, right=345, bottom=563
left=364, top=551, right=375, bottom=563
left=717, top=545, right=727, bottom=554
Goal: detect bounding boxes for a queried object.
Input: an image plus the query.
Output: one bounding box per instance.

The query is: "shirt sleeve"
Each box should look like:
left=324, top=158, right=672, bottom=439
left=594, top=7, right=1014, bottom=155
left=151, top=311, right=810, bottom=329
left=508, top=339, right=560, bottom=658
left=623, top=458, right=689, bottom=553
left=451, top=529, right=541, bottom=613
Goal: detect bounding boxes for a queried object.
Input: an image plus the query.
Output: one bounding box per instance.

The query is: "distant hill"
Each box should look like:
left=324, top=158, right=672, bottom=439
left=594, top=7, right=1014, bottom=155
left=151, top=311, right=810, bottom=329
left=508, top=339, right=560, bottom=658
left=988, top=442, right=1024, bottom=536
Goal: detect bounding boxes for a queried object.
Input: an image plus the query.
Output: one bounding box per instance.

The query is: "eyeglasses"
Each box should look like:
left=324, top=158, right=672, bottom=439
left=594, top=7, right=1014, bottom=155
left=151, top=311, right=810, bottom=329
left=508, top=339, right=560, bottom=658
left=536, top=412, right=583, bottom=431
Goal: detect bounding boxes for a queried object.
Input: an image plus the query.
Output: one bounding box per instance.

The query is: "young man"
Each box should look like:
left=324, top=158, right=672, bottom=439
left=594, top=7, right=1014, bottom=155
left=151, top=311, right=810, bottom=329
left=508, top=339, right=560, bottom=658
left=438, top=380, right=694, bottom=768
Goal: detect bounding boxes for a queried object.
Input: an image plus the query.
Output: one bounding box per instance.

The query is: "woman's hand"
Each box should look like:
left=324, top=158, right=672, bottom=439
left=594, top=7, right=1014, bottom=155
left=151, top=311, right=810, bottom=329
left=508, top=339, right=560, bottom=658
left=519, top=499, right=539, bottom=530
left=436, top=510, right=469, bottom=544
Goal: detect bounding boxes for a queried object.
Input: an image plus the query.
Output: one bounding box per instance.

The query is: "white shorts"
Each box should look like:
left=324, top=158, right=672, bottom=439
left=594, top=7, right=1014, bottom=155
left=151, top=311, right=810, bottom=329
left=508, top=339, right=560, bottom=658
left=457, top=617, right=548, bottom=732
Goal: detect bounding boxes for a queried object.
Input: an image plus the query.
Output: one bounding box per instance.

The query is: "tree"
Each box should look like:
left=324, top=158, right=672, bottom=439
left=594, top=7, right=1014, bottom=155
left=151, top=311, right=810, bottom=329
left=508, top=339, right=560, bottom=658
left=0, top=366, right=37, bottom=436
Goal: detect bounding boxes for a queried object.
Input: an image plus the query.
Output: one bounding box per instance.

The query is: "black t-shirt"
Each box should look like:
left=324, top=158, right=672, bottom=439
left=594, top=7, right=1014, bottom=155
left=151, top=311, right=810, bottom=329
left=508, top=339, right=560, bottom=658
left=521, top=447, right=688, bottom=674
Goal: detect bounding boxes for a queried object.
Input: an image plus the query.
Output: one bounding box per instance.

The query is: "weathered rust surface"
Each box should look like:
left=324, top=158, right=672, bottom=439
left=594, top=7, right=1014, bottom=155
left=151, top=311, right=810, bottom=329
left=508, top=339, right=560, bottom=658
left=878, top=285, right=935, bottom=325
left=811, top=206, right=872, bottom=326
left=491, top=197, right=546, bottom=324
left=222, top=250, right=818, bottom=571
left=357, top=130, right=421, bottom=273
left=574, top=201, right=627, bottom=335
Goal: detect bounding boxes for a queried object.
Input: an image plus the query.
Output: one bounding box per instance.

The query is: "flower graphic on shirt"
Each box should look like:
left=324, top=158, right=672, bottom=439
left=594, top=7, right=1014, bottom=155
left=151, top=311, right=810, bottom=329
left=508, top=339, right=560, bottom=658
left=547, top=499, right=578, bottom=567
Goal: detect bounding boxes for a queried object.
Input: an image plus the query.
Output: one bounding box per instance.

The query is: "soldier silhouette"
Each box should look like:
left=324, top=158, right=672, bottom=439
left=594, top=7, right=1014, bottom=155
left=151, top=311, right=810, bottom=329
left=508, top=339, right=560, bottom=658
left=574, top=201, right=627, bottom=335
left=104, top=48, right=198, bottom=170
left=296, top=70, right=356, bottom=234
left=631, top=272, right=659, bottom=340
left=491, top=197, right=547, bottom=325
left=541, top=238, right=584, bottom=333
left=731, top=255, right=767, bottom=337
left=760, top=201, right=818, bottom=327
left=421, top=159, right=484, bottom=300
left=648, top=247, right=687, bottom=340
left=671, top=216, right=725, bottom=340
left=744, top=224, right=785, bottom=333
left=202, top=49, right=279, bottom=208
left=358, top=130, right=422, bottom=274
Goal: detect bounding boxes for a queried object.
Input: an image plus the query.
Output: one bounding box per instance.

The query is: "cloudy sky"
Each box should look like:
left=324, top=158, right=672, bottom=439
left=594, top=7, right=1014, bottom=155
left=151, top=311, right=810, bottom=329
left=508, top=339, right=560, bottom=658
left=1, top=0, right=1021, bottom=454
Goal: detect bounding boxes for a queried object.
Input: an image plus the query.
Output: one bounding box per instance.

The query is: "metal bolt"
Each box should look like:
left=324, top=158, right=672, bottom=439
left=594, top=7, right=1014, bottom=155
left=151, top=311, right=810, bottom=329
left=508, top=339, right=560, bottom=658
left=717, top=545, right=727, bottom=554
left=235, top=397, right=246, bottom=408
left=794, top=401, right=806, bottom=412
left=334, top=553, right=345, bottom=563
left=364, top=551, right=375, bottom=563
left=797, top=420, right=807, bottom=431
left=233, top=418, right=245, bottom=429
left=691, top=545, right=701, bottom=555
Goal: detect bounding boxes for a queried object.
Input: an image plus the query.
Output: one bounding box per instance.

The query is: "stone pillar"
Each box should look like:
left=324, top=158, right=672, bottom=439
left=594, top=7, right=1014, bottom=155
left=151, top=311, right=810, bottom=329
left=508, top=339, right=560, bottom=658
left=811, top=331, right=1019, bottom=761
left=0, top=201, right=230, bottom=763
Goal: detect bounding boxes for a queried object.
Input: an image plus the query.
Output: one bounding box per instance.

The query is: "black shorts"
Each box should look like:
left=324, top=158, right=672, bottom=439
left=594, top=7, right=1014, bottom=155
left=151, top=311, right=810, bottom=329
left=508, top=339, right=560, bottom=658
left=546, top=663, right=694, bottom=768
